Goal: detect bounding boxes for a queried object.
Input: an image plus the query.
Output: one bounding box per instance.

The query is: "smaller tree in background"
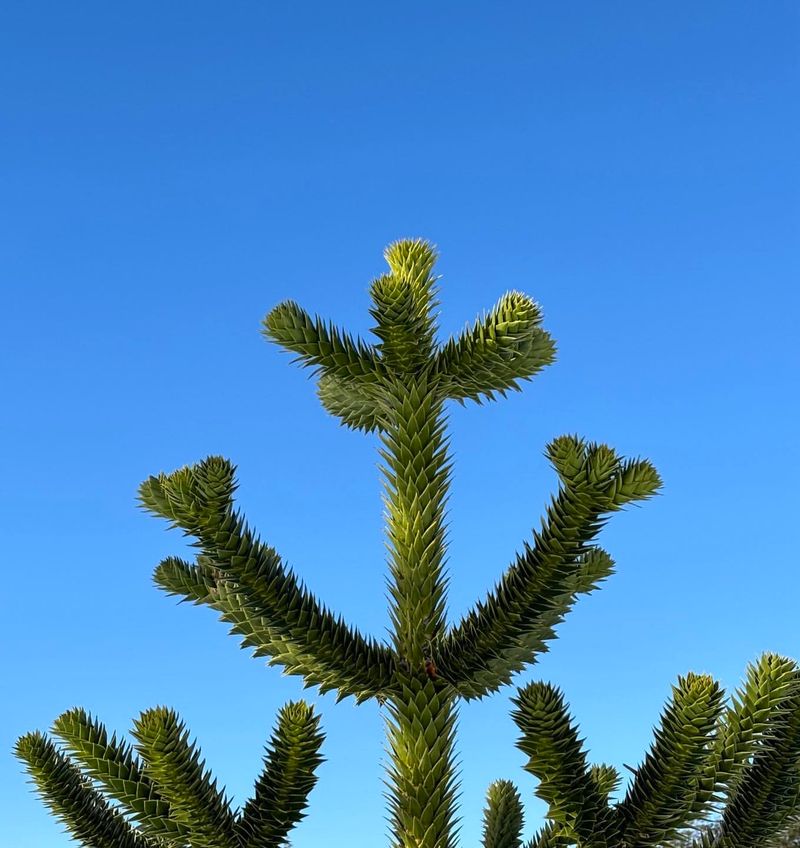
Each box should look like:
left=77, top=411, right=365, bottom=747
left=15, top=240, right=800, bottom=847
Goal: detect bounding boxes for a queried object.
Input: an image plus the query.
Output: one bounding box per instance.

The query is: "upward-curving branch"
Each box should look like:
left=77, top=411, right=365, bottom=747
left=18, top=240, right=798, bottom=848
left=437, top=436, right=661, bottom=699
left=17, top=702, right=325, bottom=848
left=139, top=456, right=397, bottom=702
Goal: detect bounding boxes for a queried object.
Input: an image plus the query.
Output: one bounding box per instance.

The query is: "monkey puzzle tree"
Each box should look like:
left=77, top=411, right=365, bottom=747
left=16, top=240, right=800, bottom=847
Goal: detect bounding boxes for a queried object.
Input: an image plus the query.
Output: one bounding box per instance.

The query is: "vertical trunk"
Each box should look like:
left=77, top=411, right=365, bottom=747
left=380, top=376, right=458, bottom=848
left=385, top=678, right=459, bottom=848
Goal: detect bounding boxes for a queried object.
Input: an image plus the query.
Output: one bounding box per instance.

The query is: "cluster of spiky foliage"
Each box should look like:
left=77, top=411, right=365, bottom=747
left=493, top=653, right=800, bottom=848
left=16, top=240, right=800, bottom=848
left=15, top=701, right=323, bottom=848
left=128, top=240, right=664, bottom=848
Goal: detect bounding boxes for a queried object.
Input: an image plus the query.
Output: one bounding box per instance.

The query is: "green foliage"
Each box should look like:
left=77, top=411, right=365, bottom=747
left=51, top=707, right=186, bottom=842
left=369, top=239, right=440, bottom=373
left=617, top=673, right=726, bottom=846
left=130, top=706, right=237, bottom=847
left=16, top=702, right=324, bottom=848
left=512, top=683, right=618, bottom=846
left=16, top=240, right=800, bottom=848
left=438, top=438, right=661, bottom=700
left=508, top=658, right=800, bottom=848
left=482, top=780, right=525, bottom=848
left=432, top=289, right=556, bottom=404
left=235, top=702, right=325, bottom=848
left=15, top=732, right=150, bottom=848
left=141, top=461, right=396, bottom=702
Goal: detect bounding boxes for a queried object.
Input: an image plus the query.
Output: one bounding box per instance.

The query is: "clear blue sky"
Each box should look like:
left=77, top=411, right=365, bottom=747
left=2, top=3, right=798, bottom=846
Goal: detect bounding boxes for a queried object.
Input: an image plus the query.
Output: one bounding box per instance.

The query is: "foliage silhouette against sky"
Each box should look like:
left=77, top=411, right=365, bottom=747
left=2, top=3, right=798, bottom=847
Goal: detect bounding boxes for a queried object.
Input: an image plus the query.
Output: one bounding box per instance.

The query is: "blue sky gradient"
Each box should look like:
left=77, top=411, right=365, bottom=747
left=2, top=3, right=798, bottom=846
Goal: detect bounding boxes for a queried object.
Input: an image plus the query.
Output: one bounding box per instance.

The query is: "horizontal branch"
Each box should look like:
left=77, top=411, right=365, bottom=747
left=432, top=291, right=556, bottom=404
left=263, top=300, right=384, bottom=381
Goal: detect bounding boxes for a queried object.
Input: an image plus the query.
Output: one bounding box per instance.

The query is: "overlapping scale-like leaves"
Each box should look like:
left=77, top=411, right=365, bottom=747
left=262, top=300, right=382, bottom=382
left=512, top=682, right=618, bottom=846
left=316, top=371, right=386, bottom=432
left=139, top=456, right=396, bottom=701
left=689, top=652, right=800, bottom=821
left=496, top=659, right=800, bottom=848
left=616, top=673, right=725, bottom=847
left=235, top=701, right=325, bottom=848
left=437, top=436, right=661, bottom=699
left=384, top=677, right=460, bottom=848
left=131, top=707, right=237, bottom=848
left=590, top=764, right=622, bottom=801
left=51, top=707, right=186, bottom=842
left=526, top=822, right=573, bottom=848
left=154, top=555, right=325, bottom=690
left=17, top=702, right=324, bottom=848
left=714, top=665, right=800, bottom=847
left=369, top=239, right=440, bottom=373
left=481, top=779, right=525, bottom=848
left=15, top=732, right=151, bottom=848
left=432, top=290, right=556, bottom=404
left=379, top=376, right=452, bottom=661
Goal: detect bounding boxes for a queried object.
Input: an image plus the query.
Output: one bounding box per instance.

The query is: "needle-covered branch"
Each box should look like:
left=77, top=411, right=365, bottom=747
left=512, top=682, right=618, bottom=846
left=481, top=780, right=525, bottom=848
left=316, top=371, right=386, bottom=432
left=51, top=707, right=187, bottom=843
left=688, top=653, right=800, bottom=820
left=131, top=707, right=237, bottom=848
left=589, top=764, right=621, bottom=801
left=616, top=673, right=725, bottom=847
left=24, top=240, right=796, bottom=848
left=437, top=436, right=661, bottom=698
left=525, top=823, right=574, bottom=848
left=432, top=291, right=556, bottom=404
left=17, top=702, right=324, bottom=848
left=714, top=670, right=800, bottom=847
left=262, top=300, right=383, bottom=382
left=369, top=239, right=440, bottom=373
left=154, top=555, right=384, bottom=703
left=15, top=732, right=156, bottom=848
left=235, top=701, right=325, bottom=848
left=140, top=456, right=397, bottom=701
